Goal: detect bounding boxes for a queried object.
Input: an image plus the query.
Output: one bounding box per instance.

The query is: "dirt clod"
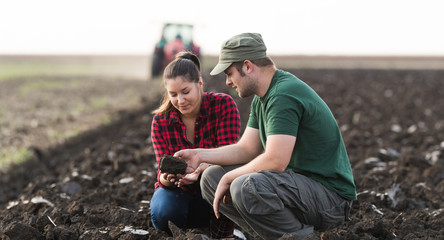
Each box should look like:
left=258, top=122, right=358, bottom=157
left=3, top=222, right=44, bottom=240
left=159, top=154, right=187, bottom=175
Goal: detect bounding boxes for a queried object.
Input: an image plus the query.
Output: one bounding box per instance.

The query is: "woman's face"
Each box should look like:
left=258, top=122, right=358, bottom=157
left=166, top=76, right=203, bottom=117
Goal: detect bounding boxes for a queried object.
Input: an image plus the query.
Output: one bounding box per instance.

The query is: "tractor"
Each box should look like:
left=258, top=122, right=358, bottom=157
left=151, top=23, right=201, bottom=78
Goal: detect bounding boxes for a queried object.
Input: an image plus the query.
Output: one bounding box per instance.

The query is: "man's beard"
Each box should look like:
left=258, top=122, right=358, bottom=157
left=238, top=76, right=256, bottom=98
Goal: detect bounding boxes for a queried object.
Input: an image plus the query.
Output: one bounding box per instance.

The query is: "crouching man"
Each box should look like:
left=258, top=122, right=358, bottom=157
left=175, top=32, right=357, bottom=239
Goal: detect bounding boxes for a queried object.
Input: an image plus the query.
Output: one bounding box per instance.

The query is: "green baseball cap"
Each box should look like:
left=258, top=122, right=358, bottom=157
left=210, top=33, right=267, bottom=75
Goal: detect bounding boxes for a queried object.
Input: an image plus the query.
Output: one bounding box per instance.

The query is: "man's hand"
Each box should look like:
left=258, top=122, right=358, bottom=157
left=174, top=149, right=201, bottom=174
left=175, top=172, right=198, bottom=187
left=213, top=174, right=232, bottom=219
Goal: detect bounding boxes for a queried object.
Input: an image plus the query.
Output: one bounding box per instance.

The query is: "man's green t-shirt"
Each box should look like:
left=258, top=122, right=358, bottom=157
left=247, top=70, right=357, bottom=200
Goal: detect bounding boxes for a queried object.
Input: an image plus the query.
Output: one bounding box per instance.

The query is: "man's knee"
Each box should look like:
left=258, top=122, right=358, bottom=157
left=201, top=165, right=223, bottom=185
left=231, top=173, right=284, bottom=215
left=229, top=175, right=245, bottom=210
left=200, top=165, right=224, bottom=202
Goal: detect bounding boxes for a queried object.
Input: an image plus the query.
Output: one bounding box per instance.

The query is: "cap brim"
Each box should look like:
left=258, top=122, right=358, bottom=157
left=210, top=62, right=231, bottom=76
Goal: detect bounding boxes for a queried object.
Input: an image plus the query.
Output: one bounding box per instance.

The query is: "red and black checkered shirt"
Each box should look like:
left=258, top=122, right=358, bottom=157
left=151, top=92, right=241, bottom=193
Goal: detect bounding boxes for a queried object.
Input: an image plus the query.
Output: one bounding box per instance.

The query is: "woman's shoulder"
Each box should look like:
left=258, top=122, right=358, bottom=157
left=153, top=113, right=165, bottom=120
left=152, top=112, right=173, bottom=123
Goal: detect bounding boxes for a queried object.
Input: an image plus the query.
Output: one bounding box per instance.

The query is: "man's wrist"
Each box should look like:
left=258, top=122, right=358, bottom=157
left=196, top=148, right=208, bottom=165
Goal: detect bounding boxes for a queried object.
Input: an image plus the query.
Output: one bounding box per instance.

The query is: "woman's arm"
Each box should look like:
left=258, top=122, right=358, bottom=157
left=151, top=116, right=176, bottom=187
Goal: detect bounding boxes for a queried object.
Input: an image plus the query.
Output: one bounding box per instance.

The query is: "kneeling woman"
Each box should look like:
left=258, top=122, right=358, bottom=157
left=149, top=51, right=241, bottom=238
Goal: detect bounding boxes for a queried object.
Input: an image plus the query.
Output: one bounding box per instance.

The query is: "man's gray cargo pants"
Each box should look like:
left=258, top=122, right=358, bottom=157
left=200, top=165, right=352, bottom=239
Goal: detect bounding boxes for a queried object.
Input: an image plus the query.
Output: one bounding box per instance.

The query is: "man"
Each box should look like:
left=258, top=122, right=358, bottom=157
left=175, top=33, right=357, bottom=239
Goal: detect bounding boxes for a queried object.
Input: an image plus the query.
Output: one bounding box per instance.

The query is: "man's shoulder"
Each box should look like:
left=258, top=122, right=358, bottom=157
left=275, top=69, right=300, bottom=84
left=268, top=72, right=298, bottom=96
left=273, top=70, right=310, bottom=95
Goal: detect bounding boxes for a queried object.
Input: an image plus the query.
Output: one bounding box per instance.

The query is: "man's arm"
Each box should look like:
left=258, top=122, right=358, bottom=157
left=213, top=133, right=296, bottom=218
left=174, top=126, right=263, bottom=172
left=219, top=134, right=296, bottom=182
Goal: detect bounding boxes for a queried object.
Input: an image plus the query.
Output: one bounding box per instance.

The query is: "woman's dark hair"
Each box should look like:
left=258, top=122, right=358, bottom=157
left=163, top=51, right=201, bottom=82
left=152, top=51, right=202, bottom=115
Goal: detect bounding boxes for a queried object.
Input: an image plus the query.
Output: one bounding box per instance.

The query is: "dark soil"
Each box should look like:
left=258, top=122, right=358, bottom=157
left=1, top=68, right=444, bottom=240
left=159, top=155, right=187, bottom=175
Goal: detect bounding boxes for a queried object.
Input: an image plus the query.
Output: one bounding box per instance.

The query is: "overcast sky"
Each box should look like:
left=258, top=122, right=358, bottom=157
left=1, top=0, right=443, bottom=56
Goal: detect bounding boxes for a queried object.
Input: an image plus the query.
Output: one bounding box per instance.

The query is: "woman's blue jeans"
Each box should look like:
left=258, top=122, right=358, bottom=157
left=150, top=187, right=211, bottom=231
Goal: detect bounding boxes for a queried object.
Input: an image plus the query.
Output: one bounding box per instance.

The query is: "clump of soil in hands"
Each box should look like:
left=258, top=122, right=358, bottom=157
left=159, top=154, right=188, bottom=174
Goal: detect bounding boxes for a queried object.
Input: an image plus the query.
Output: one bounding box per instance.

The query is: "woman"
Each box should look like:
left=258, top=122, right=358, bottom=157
left=150, top=51, right=241, bottom=238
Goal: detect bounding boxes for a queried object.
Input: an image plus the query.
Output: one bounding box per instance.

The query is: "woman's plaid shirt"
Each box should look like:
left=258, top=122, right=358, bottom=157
left=151, top=92, right=241, bottom=192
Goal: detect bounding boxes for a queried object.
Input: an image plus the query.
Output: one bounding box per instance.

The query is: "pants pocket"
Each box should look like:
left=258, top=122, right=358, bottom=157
left=241, top=175, right=284, bottom=215
left=261, top=170, right=309, bottom=213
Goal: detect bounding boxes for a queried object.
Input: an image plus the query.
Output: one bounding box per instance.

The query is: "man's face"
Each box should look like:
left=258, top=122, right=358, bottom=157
left=224, top=65, right=256, bottom=98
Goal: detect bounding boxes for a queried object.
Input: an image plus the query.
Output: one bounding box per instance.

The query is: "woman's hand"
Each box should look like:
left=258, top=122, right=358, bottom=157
left=160, top=172, right=181, bottom=187
left=176, top=163, right=208, bottom=187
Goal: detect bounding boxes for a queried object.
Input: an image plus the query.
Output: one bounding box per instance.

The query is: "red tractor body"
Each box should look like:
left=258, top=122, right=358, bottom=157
left=151, top=23, right=201, bottom=77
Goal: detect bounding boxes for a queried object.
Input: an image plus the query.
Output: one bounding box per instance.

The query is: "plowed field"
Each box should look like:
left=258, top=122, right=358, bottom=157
left=1, top=55, right=444, bottom=239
